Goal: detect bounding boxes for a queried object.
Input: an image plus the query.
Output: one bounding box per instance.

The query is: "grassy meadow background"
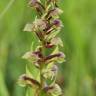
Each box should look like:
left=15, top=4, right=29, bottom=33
left=0, top=0, right=96, bottom=96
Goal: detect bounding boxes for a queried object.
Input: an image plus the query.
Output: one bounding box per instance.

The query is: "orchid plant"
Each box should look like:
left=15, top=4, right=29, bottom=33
left=18, top=0, right=65, bottom=96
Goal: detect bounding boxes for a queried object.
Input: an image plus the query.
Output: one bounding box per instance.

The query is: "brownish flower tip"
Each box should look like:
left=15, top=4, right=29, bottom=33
left=45, top=52, right=65, bottom=61
left=45, top=53, right=60, bottom=61
left=21, top=74, right=40, bottom=86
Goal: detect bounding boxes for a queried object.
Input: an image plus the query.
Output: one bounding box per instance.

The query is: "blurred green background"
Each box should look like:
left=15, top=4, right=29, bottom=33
left=0, top=0, right=96, bottom=96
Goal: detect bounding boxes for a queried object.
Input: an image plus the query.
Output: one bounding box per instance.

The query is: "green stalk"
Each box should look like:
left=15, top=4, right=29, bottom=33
left=18, top=0, right=65, bottom=96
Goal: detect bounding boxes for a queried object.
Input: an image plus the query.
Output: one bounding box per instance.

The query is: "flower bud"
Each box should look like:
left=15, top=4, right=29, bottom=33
left=49, top=84, right=62, bottom=96
left=42, top=65, right=58, bottom=80
left=29, top=0, right=45, bottom=16
left=33, top=19, right=47, bottom=31
left=46, top=0, right=58, bottom=7
left=29, top=0, right=38, bottom=6
left=47, top=8, right=63, bottom=18
left=51, top=37, right=63, bottom=47
left=22, top=51, right=43, bottom=65
left=22, top=51, right=38, bottom=60
left=43, top=84, right=62, bottom=96
left=52, top=19, right=63, bottom=27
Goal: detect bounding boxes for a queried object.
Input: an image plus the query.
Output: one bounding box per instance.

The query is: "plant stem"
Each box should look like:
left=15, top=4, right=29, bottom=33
left=36, top=39, right=45, bottom=96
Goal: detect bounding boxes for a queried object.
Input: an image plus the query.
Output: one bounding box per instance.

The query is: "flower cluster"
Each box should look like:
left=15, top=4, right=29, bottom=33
left=18, top=0, right=65, bottom=96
